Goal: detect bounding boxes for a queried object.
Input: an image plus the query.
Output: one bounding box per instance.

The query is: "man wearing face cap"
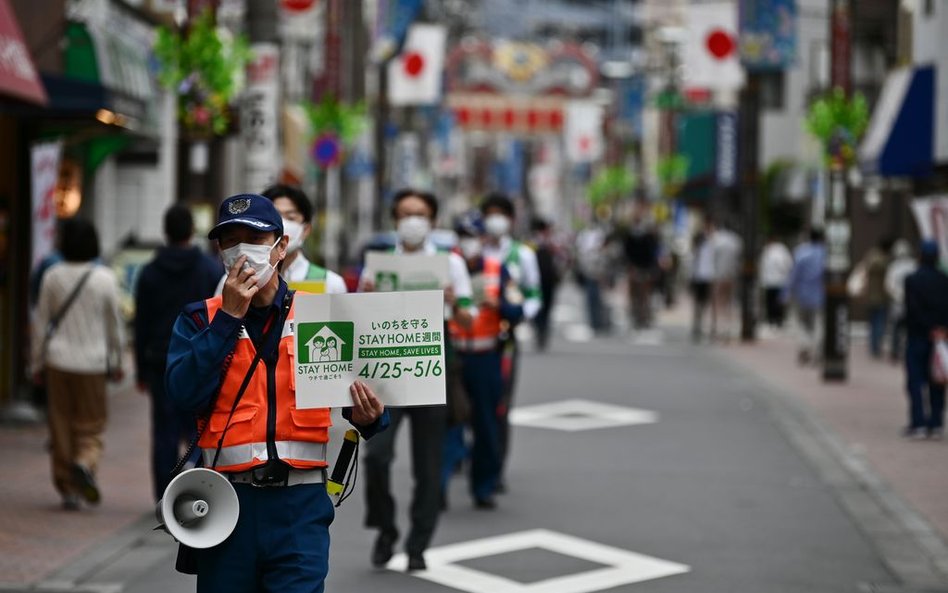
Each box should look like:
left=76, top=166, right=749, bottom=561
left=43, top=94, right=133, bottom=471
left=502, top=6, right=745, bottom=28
left=213, top=185, right=348, bottom=295
left=359, top=188, right=474, bottom=572
left=165, top=194, right=389, bottom=592
left=902, top=239, right=948, bottom=440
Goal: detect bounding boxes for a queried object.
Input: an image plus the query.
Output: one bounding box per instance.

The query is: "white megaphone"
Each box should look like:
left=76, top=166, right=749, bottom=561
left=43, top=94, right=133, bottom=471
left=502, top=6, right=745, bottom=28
left=155, top=468, right=239, bottom=549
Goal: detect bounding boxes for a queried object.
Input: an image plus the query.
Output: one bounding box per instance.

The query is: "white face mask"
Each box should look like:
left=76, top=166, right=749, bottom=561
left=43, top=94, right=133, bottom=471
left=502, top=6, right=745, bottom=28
left=484, top=214, right=511, bottom=238
left=282, top=219, right=305, bottom=253
left=459, top=237, right=482, bottom=260
left=221, top=238, right=281, bottom=287
left=397, top=216, right=431, bottom=247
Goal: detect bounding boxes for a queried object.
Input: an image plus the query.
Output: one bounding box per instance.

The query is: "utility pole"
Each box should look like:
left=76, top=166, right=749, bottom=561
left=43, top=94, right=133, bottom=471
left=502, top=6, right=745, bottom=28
left=822, top=0, right=852, bottom=381
left=738, top=73, right=760, bottom=342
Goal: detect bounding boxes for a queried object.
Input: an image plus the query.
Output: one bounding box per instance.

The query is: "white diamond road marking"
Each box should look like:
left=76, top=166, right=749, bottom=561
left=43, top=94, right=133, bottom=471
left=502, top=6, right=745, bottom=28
left=509, top=399, right=659, bottom=432
left=387, top=529, right=690, bottom=593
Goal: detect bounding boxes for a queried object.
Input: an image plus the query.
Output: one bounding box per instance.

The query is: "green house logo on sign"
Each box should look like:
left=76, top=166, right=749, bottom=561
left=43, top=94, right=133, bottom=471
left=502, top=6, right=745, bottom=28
left=297, top=322, right=354, bottom=364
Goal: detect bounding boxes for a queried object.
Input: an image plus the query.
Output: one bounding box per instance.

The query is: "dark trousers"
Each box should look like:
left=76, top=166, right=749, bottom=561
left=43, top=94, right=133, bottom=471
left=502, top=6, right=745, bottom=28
left=868, top=305, right=888, bottom=358
left=905, top=334, right=946, bottom=431
left=763, top=287, right=785, bottom=327
left=460, top=350, right=503, bottom=499
left=534, top=284, right=557, bottom=350
left=363, top=405, right=446, bottom=555
left=149, top=371, right=197, bottom=502
left=196, top=483, right=334, bottom=593
left=497, top=337, right=520, bottom=481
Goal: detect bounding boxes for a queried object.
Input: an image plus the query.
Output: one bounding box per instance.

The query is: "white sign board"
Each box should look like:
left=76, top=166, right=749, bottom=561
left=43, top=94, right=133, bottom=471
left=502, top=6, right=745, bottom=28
left=293, top=291, right=446, bottom=408
left=30, top=141, right=61, bottom=270
left=364, top=252, right=451, bottom=291
left=242, top=43, right=281, bottom=191
left=911, top=195, right=948, bottom=268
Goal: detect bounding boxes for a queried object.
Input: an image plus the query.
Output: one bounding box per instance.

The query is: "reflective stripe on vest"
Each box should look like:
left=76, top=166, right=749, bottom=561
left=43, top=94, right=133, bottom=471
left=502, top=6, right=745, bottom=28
left=202, top=440, right=328, bottom=469
left=449, top=257, right=502, bottom=352
left=199, top=295, right=331, bottom=473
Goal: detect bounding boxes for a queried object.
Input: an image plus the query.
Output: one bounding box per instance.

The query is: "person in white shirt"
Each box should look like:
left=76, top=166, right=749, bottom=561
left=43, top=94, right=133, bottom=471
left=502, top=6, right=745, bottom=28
left=31, top=218, right=124, bottom=511
left=886, top=239, right=917, bottom=361
left=709, top=223, right=743, bottom=342
left=479, top=193, right=540, bottom=492
left=215, top=185, right=347, bottom=295
left=759, top=235, right=793, bottom=329
left=359, top=189, right=473, bottom=572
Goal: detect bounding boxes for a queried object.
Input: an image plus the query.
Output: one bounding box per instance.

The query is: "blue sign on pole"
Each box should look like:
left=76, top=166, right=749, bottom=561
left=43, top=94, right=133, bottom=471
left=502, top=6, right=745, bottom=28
left=739, top=0, right=797, bottom=71
left=716, top=112, right=738, bottom=188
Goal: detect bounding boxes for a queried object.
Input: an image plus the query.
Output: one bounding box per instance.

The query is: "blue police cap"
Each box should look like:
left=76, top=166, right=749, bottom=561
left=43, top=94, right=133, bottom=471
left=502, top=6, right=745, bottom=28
left=920, top=239, right=939, bottom=257
left=208, top=194, right=284, bottom=240
left=454, top=210, right=485, bottom=237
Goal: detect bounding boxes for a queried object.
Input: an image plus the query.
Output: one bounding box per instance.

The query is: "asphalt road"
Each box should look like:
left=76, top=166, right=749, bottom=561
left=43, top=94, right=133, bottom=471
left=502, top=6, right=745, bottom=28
left=99, top=301, right=901, bottom=593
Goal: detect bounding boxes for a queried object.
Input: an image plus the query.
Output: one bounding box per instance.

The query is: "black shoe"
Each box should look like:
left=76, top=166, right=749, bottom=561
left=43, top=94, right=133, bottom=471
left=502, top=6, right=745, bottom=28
left=62, top=494, right=80, bottom=511
left=407, top=554, right=427, bottom=571
left=474, top=497, right=496, bottom=510
left=72, top=463, right=100, bottom=505
left=371, top=532, right=396, bottom=568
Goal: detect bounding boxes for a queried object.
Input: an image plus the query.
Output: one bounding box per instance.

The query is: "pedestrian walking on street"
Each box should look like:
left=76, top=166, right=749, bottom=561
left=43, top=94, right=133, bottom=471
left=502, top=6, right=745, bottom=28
left=901, top=240, right=948, bottom=440
left=886, top=239, right=916, bottom=362
left=134, top=205, right=223, bottom=502
left=360, top=189, right=474, bottom=572
left=622, top=207, right=659, bottom=330
left=861, top=238, right=893, bottom=359
left=690, top=230, right=714, bottom=342
left=165, top=194, right=388, bottom=592
left=784, top=228, right=826, bottom=365
left=709, top=222, right=743, bottom=343
left=31, top=218, right=124, bottom=511
left=530, top=217, right=562, bottom=351
left=480, top=193, right=541, bottom=492
left=444, top=211, right=524, bottom=510
left=759, top=234, right=793, bottom=329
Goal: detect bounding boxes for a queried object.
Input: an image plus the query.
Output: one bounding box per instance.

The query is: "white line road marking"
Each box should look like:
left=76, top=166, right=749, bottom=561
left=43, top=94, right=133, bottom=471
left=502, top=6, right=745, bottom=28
left=509, top=399, right=659, bottom=431
left=387, top=529, right=690, bottom=593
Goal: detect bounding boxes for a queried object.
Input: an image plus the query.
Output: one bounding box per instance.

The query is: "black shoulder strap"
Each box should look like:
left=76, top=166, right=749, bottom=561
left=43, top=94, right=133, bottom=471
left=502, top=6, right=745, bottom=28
left=209, top=290, right=295, bottom=470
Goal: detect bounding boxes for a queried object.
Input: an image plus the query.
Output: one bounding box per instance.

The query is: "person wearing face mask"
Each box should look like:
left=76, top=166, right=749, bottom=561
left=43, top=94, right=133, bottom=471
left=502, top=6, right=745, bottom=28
left=442, top=211, right=523, bottom=511
left=214, top=185, right=347, bottom=296
left=359, top=188, right=474, bottom=572
left=479, top=193, right=541, bottom=493
left=165, top=194, right=389, bottom=593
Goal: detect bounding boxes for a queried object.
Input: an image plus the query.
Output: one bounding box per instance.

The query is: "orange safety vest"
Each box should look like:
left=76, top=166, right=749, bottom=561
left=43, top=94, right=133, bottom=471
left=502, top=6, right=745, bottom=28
left=198, top=295, right=331, bottom=473
left=449, top=257, right=502, bottom=352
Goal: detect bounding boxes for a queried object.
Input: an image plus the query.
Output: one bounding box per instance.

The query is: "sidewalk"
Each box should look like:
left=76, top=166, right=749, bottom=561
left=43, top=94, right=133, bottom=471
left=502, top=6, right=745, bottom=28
left=722, top=329, right=948, bottom=545
left=0, top=377, right=153, bottom=588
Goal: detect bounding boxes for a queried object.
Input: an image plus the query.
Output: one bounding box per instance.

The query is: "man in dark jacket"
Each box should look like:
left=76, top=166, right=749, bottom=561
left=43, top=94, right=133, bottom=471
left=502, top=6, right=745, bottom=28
left=134, top=205, right=223, bottom=500
left=902, top=240, right=948, bottom=440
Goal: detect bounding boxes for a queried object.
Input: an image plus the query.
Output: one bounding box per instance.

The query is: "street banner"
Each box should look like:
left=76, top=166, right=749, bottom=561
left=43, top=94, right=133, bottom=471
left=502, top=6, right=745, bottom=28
left=564, top=101, right=604, bottom=163
left=683, top=1, right=745, bottom=91
left=911, top=195, right=948, bottom=268
left=293, top=291, right=446, bottom=408
left=738, top=0, right=797, bottom=71
left=30, top=141, right=62, bottom=271
left=388, top=23, right=447, bottom=106
left=364, top=252, right=451, bottom=291
left=242, top=43, right=282, bottom=192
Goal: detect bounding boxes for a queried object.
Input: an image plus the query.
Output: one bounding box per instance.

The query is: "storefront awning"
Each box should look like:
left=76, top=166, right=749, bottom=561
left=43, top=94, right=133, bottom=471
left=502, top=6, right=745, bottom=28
left=859, top=65, right=934, bottom=178
left=0, top=0, right=47, bottom=105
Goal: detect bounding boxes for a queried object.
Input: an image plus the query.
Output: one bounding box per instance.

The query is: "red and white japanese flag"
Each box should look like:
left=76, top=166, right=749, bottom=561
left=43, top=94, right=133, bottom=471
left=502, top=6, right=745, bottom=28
left=388, top=24, right=447, bottom=106
left=564, top=101, right=604, bottom=164
left=682, top=1, right=745, bottom=91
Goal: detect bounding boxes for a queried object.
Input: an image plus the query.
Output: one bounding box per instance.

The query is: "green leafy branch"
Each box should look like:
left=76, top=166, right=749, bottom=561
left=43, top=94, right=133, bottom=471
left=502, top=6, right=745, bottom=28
left=656, top=153, right=690, bottom=196
left=587, top=166, right=636, bottom=205
left=805, top=88, right=869, bottom=167
left=153, top=11, right=251, bottom=136
left=303, top=95, right=367, bottom=146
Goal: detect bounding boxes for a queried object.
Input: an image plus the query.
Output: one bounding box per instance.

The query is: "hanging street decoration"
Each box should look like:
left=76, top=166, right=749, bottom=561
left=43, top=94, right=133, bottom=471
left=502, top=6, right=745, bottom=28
left=806, top=88, right=869, bottom=169
left=152, top=10, right=251, bottom=137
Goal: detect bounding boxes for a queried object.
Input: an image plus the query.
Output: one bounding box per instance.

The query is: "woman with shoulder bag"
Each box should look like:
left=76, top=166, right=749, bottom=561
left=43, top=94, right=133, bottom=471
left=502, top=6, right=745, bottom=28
left=31, top=219, right=124, bottom=511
